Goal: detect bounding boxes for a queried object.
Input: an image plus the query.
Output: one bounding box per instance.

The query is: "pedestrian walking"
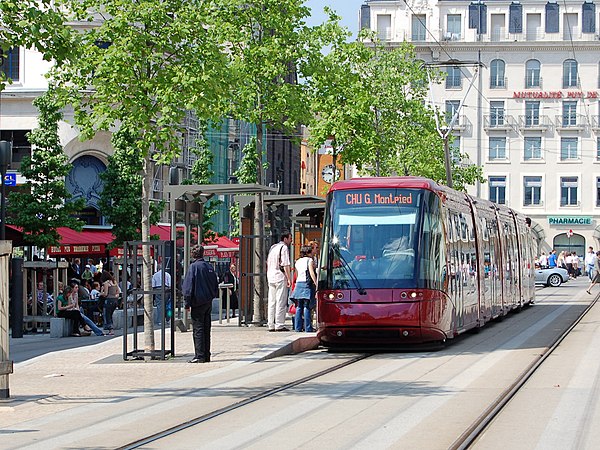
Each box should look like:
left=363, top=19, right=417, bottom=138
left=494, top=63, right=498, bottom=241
left=585, top=247, right=596, bottom=281
left=587, top=251, right=600, bottom=294
left=182, top=245, right=219, bottom=363
left=548, top=249, right=557, bottom=268
left=266, top=231, right=293, bottom=332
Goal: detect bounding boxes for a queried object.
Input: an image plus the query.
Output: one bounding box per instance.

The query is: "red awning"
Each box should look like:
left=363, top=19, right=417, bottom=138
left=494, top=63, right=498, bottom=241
left=48, top=227, right=114, bottom=256
left=5, top=224, right=26, bottom=246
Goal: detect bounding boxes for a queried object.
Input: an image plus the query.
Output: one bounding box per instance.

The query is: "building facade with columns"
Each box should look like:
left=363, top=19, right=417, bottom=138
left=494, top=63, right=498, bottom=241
left=361, top=0, right=600, bottom=255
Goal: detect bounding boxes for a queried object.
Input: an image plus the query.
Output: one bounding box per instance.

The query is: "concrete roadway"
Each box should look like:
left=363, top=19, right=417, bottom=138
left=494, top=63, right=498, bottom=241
left=148, top=279, right=594, bottom=450
left=2, top=278, right=596, bottom=449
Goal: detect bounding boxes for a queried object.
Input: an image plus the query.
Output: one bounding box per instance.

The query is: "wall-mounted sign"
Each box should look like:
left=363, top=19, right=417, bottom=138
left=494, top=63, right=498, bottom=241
left=548, top=216, right=592, bottom=226
left=49, top=244, right=106, bottom=255
left=513, top=91, right=598, bottom=99
left=3, top=173, right=16, bottom=186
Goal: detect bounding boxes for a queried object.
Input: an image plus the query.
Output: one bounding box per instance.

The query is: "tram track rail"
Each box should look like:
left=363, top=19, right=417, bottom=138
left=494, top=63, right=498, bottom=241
left=116, top=353, right=372, bottom=450
left=450, top=293, right=599, bottom=450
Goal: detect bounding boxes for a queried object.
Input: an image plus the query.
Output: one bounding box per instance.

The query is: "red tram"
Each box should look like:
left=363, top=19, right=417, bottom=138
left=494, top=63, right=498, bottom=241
left=316, top=177, right=538, bottom=347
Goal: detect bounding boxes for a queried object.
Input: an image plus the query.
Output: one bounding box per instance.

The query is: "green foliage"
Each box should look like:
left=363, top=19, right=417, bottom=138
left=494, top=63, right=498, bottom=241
left=51, top=0, right=228, bottom=166
left=8, top=89, right=85, bottom=249
left=228, top=138, right=260, bottom=236
left=99, top=127, right=162, bottom=247
left=307, top=29, right=483, bottom=189
left=0, top=1, right=75, bottom=90
left=216, top=0, right=334, bottom=183
left=182, top=135, right=222, bottom=242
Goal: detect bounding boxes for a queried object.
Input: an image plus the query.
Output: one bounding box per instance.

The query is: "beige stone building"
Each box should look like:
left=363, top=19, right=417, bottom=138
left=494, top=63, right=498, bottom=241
left=361, top=0, right=600, bottom=254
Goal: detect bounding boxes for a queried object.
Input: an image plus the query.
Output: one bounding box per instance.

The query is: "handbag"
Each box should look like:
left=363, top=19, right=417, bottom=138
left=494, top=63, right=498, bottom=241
left=289, top=303, right=297, bottom=315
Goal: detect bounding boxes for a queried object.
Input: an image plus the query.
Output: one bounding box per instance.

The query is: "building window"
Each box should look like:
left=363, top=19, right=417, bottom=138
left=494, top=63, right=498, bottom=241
left=563, top=59, right=578, bottom=88
left=447, top=14, right=462, bottom=39
left=412, top=14, right=427, bottom=41
left=489, top=137, right=507, bottom=160
left=449, top=136, right=461, bottom=158
left=562, top=101, right=577, bottom=126
left=523, top=176, right=542, bottom=206
left=490, top=59, right=506, bottom=88
left=597, top=137, right=600, bottom=161
left=525, top=59, right=541, bottom=88
left=524, top=137, right=542, bottom=160
left=490, top=101, right=505, bottom=126
left=525, top=101, right=540, bottom=126
left=377, top=14, right=392, bottom=41
left=596, top=177, right=600, bottom=206
left=0, top=47, right=19, bottom=81
left=489, top=176, right=506, bottom=204
left=445, top=100, right=460, bottom=125
left=446, top=66, right=462, bottom=89
left=560, top=137, right=578, bottom=160
left=560, top=176, right=578, bottom=206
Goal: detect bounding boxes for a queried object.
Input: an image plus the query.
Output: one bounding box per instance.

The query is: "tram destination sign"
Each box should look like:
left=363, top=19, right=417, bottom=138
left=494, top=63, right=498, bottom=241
left=548, top=216, right=592, bottom=226
left=342, top=189, right=416, bottom=206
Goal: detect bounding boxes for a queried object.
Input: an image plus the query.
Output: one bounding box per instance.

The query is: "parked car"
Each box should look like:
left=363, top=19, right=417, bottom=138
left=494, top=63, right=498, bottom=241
left=535, top=266, right=570, bottom=287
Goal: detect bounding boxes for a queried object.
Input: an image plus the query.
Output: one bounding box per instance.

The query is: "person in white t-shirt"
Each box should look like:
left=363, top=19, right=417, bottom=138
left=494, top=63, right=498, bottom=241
left=266, top=231, right=292, bottom=332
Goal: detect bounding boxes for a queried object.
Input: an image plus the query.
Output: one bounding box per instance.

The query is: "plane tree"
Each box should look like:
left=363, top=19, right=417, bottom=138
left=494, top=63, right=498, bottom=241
left=307, top=30, right=483, bottom=190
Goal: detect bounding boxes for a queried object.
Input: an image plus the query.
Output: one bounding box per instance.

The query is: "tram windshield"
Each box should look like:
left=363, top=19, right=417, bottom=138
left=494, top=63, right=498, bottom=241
left=321, top=188, right=429, bottom=290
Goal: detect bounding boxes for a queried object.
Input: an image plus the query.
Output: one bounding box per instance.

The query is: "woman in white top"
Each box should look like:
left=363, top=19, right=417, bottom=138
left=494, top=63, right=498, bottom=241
left=290, top=245, right=318, bottom=332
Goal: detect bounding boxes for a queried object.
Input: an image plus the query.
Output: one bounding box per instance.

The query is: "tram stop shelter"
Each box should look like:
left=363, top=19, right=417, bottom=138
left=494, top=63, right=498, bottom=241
left=234, top=194, right=326, bottom=326
left=163, top=184, right=278, bottom=327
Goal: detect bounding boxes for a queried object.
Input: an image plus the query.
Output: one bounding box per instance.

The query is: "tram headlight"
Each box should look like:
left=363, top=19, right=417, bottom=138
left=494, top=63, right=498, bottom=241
left=410, top=292, right=418, bottom=298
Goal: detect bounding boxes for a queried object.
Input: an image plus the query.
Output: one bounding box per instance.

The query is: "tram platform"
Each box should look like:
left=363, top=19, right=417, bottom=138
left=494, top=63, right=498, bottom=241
left=1, top=315, right=316, bottom=427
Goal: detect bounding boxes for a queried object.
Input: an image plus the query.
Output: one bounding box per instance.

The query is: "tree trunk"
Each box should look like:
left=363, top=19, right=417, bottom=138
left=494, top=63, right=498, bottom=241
left=252, top=120, right=265, bottom=325
left=142, top=154, right=155, bottom=351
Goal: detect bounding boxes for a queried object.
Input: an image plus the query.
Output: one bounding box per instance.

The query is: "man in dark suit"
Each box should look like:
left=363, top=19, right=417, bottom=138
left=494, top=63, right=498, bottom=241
left=182, top=245, right=219, bottom=363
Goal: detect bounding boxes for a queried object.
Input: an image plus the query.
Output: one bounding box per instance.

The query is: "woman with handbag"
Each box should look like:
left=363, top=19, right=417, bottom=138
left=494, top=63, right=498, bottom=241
left=290, top=245, right=318, bottom=332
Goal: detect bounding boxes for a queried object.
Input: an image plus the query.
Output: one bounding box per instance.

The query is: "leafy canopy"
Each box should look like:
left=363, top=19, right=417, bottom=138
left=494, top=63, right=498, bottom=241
left=8, top=90, right=85, bottom=248
left=99, top=127, right=162, bottom=247
left=308, top=29, right=483, bottom=190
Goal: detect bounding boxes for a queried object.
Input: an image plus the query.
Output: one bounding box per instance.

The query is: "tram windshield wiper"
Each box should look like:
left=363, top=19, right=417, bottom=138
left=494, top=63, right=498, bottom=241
left=332, top=245, right=367, bottom=295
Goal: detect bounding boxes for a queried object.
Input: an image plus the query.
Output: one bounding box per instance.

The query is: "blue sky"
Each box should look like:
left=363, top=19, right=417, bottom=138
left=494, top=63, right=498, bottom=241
left=304, top=0, right=365, bottom=38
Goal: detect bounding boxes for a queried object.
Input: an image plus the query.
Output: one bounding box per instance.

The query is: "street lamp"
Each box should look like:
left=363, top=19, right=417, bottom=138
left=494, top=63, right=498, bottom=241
left=0, top=140, right=12, bottom=241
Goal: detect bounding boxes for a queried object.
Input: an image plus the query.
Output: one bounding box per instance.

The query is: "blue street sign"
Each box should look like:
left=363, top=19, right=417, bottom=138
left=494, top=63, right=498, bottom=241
left=3, top=173, right=16, bottom=186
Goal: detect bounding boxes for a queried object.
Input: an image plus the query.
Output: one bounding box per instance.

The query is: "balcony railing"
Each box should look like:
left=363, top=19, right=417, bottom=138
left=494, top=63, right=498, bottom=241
left=592, top=116, right=600, bottom=131
left=490, top=77, right=507, bottom=89
left=518, top=115, right=552, bottom=131
left=445, top=115, right=470, bottom=133
left=442, top=32, right=462, bottom=41
left=479, top=31, right=600, bottom=42
left=445, top=77, right=463, bottom=89
left=484, top=114, right=516, bottom=131
left=555, top=114, right=587, bottom=131
left=525, top=76, right=543, bottom=89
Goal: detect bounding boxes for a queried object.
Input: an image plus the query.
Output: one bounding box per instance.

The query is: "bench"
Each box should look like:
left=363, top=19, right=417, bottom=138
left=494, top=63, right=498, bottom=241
left=50, top=317, right=76, bottom=338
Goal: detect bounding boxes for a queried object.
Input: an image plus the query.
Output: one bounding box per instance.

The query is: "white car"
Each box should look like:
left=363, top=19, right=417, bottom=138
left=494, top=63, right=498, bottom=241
left=535, top=266, right=570, bottom=287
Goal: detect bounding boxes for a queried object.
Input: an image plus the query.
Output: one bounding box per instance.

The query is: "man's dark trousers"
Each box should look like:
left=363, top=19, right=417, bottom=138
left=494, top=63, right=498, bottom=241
left=191, top=302, right=212, bottom=362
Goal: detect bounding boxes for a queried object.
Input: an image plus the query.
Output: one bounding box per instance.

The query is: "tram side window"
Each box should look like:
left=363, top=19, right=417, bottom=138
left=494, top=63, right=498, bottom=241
left=420, top=196, right=445, bottom=290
